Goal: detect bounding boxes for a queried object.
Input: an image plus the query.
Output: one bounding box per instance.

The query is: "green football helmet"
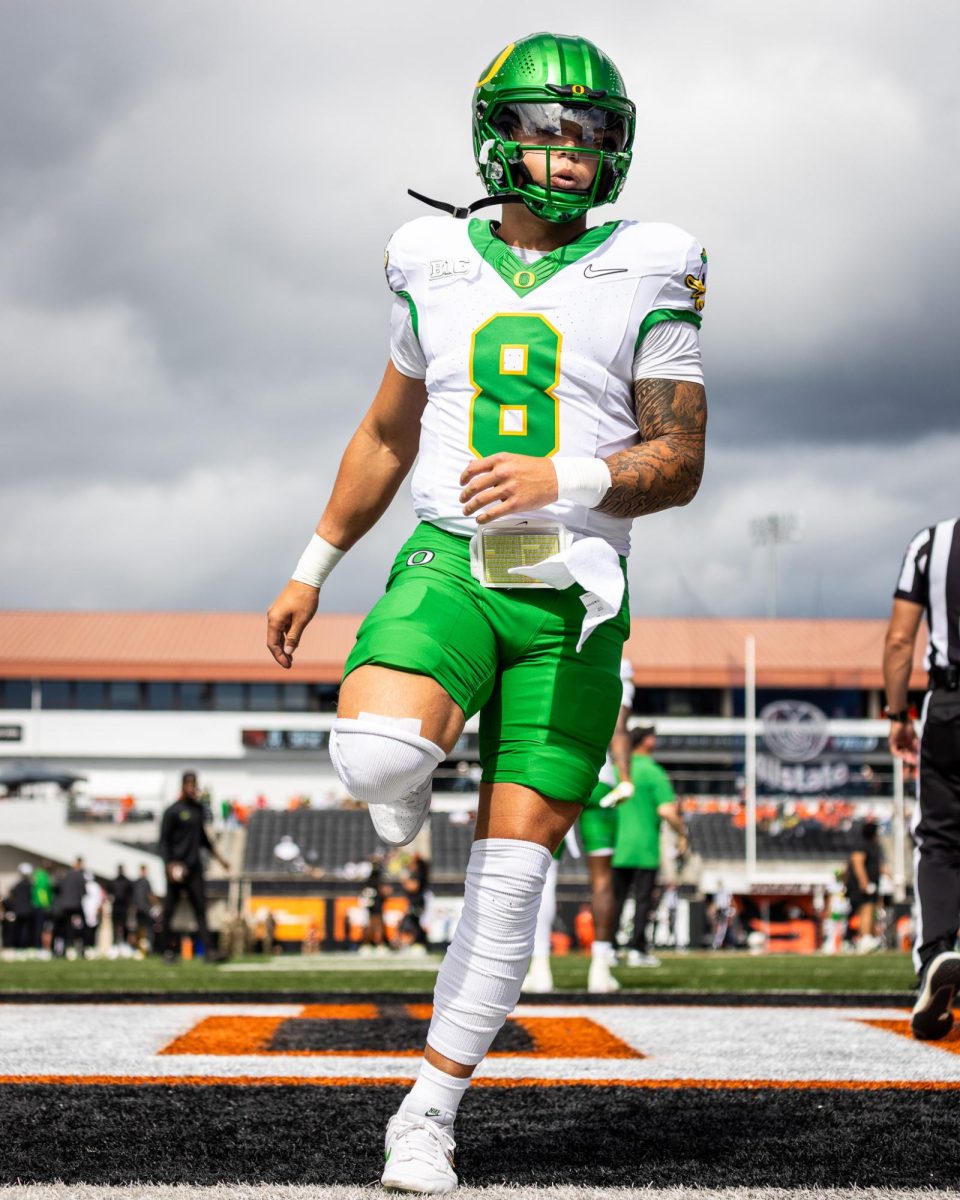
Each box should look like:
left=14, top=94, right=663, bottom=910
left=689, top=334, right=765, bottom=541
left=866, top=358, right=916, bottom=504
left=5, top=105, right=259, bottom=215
left=473, top=33, right=636, bottom=224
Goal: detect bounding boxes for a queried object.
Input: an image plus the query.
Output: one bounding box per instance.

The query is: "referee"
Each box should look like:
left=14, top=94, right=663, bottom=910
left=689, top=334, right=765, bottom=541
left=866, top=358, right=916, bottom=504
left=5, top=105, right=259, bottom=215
left=884, top=516, right=960, bottom=1039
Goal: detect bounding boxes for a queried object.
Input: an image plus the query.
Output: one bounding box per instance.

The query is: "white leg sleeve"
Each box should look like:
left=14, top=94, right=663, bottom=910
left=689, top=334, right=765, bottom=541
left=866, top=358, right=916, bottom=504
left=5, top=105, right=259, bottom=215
left=329, top=716, right=445, bottom=806
left=533, top=858, right=559, bottom=957
left=427, top=838, right=552, bottom=1067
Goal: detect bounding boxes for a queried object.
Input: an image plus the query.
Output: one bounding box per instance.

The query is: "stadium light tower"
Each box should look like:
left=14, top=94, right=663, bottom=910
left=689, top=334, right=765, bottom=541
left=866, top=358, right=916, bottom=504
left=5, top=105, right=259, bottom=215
left=750, top=512, right=801, bottom=618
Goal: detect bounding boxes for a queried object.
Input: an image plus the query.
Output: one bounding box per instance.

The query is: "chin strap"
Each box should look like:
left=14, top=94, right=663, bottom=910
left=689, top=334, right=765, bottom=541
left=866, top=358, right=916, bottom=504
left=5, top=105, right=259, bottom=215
left=407, top=188, right=524, bottom=219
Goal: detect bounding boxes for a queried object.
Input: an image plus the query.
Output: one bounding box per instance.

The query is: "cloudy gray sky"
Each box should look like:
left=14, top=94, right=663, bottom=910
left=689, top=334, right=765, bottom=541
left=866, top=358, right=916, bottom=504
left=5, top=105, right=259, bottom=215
left=2, top=0, right=957, bottom=620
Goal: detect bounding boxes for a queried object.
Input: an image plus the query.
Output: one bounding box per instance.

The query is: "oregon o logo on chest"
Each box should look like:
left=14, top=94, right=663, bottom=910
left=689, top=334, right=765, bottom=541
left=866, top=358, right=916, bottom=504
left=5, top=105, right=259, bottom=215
left=406, top=550, right=435, bottom=566
left=512, top=269, right=536, bottom=290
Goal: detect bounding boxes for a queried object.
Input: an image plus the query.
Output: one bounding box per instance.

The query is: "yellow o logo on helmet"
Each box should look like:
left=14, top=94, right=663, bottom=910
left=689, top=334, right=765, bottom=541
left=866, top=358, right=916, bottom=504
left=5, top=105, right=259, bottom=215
left=572, top=84, right=586, bottom=95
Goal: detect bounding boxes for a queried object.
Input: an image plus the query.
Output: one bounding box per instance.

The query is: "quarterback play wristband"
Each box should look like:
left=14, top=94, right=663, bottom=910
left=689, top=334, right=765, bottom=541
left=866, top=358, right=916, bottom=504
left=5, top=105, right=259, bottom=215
left=291, top=534, right=345, bottom=589
left=552, top=457, right=612, bottom=508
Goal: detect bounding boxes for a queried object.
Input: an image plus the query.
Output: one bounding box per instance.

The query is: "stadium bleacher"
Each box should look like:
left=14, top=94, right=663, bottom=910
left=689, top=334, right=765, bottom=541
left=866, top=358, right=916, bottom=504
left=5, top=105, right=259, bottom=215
left=686, top=811, right=862, bottom=861
left=243, top=808, right=379, bottom=874
left=242, top=808, right=591, bottom=881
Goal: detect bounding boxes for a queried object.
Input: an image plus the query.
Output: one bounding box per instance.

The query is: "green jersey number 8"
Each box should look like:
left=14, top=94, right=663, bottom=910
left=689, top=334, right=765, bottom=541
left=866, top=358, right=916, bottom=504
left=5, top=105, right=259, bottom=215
left=468, top=312, right=562, bottom=459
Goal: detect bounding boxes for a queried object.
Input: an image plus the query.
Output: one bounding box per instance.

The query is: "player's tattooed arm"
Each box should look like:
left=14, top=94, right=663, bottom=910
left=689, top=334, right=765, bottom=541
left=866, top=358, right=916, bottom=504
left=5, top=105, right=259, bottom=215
left=596, top=378, right=707, bottom=518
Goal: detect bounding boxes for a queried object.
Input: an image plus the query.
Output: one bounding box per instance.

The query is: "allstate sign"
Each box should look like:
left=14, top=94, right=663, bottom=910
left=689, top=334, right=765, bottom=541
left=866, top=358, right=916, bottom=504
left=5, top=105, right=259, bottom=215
left=760, top=700, right=830, bottom=763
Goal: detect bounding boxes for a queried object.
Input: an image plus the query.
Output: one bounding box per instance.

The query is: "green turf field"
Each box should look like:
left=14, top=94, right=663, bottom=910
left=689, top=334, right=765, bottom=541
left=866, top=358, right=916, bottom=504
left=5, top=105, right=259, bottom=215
left=0, top=950, right=916, bottom=993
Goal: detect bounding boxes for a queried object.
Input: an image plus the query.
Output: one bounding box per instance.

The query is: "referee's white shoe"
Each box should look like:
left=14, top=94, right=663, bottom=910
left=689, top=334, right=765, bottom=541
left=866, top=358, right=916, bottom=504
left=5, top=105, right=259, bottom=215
left=382, top=1110, right=458, bottom=1194
left=911, top=950, right=960, bottom=1040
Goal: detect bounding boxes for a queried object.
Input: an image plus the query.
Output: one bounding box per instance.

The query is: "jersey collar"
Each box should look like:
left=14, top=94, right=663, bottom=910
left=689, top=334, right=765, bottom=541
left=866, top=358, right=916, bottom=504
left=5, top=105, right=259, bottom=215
left=467, top=218, right=620, bottom=297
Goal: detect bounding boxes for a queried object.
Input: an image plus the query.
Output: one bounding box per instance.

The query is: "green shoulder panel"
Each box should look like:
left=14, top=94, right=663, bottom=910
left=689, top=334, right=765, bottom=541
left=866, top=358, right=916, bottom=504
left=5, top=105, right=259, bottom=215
left=634, top=308, right=702, bottom=354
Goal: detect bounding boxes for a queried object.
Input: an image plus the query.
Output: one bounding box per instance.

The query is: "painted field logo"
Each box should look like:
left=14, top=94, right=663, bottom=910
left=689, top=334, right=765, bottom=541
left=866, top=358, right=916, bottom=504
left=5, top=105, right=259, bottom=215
left=406, top=550, right=435, bottom=567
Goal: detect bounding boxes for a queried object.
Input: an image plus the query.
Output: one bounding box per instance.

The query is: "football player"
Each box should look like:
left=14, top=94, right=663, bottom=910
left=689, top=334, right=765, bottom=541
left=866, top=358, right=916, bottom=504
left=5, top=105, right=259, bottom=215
left=522, top=656, right=635, bottom=995
left=267, top=32, right=708, bottom=1194
left=582, top=655, right=636, bottom=992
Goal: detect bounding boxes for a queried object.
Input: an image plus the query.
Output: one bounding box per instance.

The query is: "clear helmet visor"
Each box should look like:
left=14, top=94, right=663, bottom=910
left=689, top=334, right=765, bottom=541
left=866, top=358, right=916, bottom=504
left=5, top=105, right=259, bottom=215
left=492, top=102, right=629, bottom=153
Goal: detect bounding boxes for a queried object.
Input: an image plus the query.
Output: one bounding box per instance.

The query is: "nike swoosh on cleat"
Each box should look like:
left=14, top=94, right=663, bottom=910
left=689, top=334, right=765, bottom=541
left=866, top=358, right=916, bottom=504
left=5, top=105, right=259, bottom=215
left=584, top=263, right=629, bottom=278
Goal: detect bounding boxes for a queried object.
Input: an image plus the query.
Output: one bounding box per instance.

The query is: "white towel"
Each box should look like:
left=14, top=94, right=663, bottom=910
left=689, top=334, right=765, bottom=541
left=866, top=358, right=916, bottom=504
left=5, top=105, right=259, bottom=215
left=507, top=536, right=624, bottom=652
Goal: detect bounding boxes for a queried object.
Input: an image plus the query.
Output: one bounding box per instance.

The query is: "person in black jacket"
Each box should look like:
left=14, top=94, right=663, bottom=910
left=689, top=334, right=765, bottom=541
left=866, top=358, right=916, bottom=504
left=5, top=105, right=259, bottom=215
left=108, top=865, right=133, bottom=946
left=5, top=865, right=34, bottom=950
left=159, top=771, right=229, bottom=959
left=57, top=857, right=89, bottom=957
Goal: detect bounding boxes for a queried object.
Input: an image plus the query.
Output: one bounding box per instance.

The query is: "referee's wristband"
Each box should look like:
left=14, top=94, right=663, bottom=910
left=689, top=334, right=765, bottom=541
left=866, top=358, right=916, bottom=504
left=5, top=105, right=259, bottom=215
left=883, top=706, right=910, bottom=722
left=552, top=457, right=612, bottom=508
left=291, top=534, right=345, bottom=590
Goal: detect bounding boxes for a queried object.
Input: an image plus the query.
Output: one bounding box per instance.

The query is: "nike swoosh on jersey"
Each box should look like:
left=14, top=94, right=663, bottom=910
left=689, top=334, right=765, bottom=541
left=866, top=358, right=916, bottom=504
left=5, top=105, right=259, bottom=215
left=583, top=263, right=629, bottom=278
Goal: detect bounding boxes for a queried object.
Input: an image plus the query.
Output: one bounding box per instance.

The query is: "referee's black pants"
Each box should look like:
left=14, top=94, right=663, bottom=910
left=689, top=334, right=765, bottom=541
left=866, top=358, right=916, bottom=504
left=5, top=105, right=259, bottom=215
left=913, top=688, right=960, bottom=978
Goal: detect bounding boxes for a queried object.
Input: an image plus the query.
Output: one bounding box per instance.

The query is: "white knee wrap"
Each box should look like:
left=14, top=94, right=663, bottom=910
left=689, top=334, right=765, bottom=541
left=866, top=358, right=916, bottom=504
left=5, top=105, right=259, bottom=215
left=428, top=838, right=553, bottom=1066
left=329, top=716, right=445, bottom=807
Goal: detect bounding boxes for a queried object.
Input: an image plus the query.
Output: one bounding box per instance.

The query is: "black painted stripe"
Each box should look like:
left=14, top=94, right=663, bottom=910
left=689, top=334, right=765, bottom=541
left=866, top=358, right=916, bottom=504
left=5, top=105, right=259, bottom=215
left=2, top=1083, right=958, bottom=1187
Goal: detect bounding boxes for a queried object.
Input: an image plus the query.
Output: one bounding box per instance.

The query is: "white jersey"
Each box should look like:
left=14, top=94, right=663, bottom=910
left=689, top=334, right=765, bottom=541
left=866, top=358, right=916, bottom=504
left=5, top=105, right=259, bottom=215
left=599, top=657, right=636, bottom=787
left=385, top=216, right=706, bottom=556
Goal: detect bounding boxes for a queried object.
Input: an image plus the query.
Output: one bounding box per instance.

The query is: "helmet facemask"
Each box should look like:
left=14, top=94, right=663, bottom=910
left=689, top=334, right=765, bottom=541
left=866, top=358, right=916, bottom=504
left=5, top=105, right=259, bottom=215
left=476, top=97, right=634, bottom=224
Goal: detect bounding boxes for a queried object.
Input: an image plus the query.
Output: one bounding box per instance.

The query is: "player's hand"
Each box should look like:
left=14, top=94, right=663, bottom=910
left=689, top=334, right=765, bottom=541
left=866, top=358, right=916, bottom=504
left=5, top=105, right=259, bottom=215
left=888, top=719, right=918, bottom=766
left=599, top=781, right=635, bottom=809
left=459, top=453, right=559, bottom=524
left=266, top=581, right=320, bottom=669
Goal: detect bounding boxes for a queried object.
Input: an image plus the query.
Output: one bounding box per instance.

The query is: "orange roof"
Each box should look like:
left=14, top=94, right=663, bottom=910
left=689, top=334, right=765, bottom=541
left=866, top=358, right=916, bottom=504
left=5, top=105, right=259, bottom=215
left=0, top=611, right=926, bottom=689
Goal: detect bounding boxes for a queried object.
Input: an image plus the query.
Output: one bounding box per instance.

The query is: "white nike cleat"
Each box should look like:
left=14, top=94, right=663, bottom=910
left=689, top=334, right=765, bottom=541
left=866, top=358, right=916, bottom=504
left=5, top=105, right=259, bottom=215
left=521, top=953, right=554, bottom=993
left=382, top=1111, right=458, bottom=1194
left=587, top=956, right=621, bottom=993
left=368, top=778, right=433, bottom=847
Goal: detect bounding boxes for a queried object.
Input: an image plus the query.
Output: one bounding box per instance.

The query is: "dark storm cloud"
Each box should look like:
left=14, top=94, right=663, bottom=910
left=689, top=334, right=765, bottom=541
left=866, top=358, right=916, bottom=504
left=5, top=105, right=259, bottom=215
left=0, top=0, right=957, bottom=615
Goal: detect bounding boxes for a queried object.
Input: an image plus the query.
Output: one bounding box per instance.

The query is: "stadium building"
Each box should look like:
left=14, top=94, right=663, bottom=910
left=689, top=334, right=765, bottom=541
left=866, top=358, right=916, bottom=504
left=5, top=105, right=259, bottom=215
left=0, top=611, right=924, bottom=949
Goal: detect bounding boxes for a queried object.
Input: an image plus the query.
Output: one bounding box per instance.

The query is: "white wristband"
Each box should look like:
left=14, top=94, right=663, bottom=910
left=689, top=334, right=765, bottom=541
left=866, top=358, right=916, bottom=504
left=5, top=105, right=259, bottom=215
left=552, top=457, right=612, bottom=508
left=291, top=534, right=345, bottom=589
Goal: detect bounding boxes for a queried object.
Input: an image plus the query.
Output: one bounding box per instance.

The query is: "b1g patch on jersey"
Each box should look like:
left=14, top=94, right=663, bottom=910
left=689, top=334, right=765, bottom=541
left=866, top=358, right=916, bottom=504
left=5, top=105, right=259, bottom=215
left=428, top=258, right=471, bottom=280
left=685, top=248, right=708, bottom=312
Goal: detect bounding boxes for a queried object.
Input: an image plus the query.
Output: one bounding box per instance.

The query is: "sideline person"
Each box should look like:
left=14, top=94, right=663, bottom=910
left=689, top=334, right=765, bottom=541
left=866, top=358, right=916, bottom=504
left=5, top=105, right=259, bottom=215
left=266, top=32, right=707, bottom=1193
left=158, top=771, right=230, bottom=960
left=612, top=726, right=688, bottom=967
left=844, top=820, right=885, bottom=953
left=884, top=517, right=960, bottom=1039
left=581, top=656, right=636, bottom=992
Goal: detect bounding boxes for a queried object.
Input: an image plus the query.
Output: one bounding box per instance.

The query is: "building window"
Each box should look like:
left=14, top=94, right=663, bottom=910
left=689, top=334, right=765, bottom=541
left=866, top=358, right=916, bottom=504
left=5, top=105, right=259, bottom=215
left=248, top=683, right=280, bottom=711
left=107, top=680, right=142, bottom=710
left=282, top=684, right=309, bottom=711
left=75, top=681, right=106, bottom=710
left=0, top=680, right=32, bottom=709
left=41, top=680, right=71, bottom=709
left=180, top=682, right=211, bottom=711
left=212, top=682, right=245, bottom=711
left=145, top=682, right=177, bottom=710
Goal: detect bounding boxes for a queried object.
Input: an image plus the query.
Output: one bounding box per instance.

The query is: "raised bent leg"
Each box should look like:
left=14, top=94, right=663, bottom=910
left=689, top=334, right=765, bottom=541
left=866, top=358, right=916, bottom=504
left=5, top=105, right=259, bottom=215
left=332, top=665, right=465, bottom=846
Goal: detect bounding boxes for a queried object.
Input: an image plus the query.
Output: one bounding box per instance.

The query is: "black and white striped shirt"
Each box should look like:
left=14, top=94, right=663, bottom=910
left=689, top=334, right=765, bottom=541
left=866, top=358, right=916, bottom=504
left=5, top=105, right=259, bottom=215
left=895, top=517, right=960, bottom=670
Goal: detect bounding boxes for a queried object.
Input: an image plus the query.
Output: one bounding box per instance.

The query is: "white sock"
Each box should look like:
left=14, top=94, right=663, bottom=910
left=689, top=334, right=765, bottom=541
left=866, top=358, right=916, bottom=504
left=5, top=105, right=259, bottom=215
left=533, top=858, right=559, bottom=957
left=427, top=838, right=552, bottom=1066
left=400, top=1059, right=472, bottom=1126
left=592, top=940, right=612, bottom=959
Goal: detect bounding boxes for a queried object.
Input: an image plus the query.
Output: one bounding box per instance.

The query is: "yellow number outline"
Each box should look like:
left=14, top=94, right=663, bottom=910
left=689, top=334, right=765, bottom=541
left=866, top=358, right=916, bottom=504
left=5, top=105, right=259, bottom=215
left=467, top=312, right=563, bottom=459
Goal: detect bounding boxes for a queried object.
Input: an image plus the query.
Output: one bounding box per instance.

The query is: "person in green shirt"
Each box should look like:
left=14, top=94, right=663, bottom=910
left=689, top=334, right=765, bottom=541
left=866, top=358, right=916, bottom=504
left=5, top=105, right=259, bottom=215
left=30, top=861, right=52, bottom=950
left=612, top=726, right=688, bottom=967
